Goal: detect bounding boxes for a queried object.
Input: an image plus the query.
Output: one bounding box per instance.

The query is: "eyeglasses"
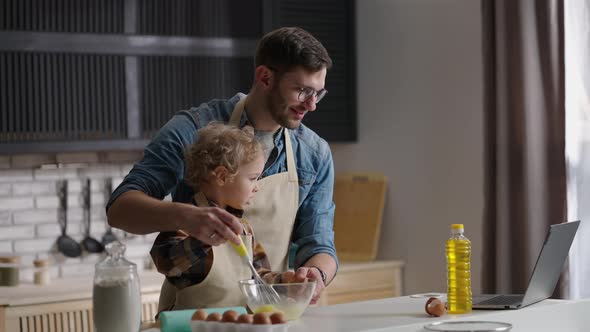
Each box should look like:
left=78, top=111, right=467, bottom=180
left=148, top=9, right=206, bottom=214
left=298, top=87, right=328, bottom=104
left=266, top=66, right=328, bottom=104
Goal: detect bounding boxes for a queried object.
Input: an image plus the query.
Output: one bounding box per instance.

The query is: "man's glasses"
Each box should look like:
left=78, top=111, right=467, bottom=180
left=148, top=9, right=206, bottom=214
left=267, top=65, right=328, bottom=104
left=298, top=87, right=328, bottom=104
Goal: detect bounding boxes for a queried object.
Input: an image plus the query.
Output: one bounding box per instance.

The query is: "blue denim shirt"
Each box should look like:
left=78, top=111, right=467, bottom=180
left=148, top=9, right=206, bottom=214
left=107, top=93, right=338, bottom=271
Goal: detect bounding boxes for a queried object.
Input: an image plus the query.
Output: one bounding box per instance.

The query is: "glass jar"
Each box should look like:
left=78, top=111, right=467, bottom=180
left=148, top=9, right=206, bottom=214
left=0, top=256, right=20, bottom=286
left=93, top=241, right=141, bottom=332
left=33, top=259, right=51, bottom=285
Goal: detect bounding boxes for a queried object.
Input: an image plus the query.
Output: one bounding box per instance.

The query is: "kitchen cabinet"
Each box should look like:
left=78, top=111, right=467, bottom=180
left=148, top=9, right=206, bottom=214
left=318, top=260, right=405, bottom=305
left=0, top=272, right=164, bottom=332
left=0, top=260, right=403, bottom=332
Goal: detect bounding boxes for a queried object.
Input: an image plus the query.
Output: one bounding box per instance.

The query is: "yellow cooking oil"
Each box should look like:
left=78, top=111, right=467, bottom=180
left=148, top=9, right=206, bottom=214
left=446, top=223, right=472, bottom=314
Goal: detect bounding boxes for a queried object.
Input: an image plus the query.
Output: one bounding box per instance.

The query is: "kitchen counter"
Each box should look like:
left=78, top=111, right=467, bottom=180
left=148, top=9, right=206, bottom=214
left=0, top=271, right=164, bottom=307
left=144, top=296, right=590, bottom=332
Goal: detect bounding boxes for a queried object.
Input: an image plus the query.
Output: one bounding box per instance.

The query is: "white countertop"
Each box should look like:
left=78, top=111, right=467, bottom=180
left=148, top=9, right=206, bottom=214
left=143, top=296, right=590, bottom=332
left=0, top=271, right=164, bottom=307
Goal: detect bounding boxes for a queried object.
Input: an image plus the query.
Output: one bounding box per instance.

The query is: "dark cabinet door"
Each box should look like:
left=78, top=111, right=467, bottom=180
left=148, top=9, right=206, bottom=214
left=0, top=0, right=356, bottom=154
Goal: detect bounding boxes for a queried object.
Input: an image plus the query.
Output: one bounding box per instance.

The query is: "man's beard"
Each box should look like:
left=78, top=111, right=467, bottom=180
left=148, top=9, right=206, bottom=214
left=266, top=86, right=302, bottom=129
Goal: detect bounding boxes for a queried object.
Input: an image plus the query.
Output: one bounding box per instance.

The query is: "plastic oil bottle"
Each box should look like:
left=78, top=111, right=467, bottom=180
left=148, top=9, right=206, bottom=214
left=446, top=223, right=472, bottom=314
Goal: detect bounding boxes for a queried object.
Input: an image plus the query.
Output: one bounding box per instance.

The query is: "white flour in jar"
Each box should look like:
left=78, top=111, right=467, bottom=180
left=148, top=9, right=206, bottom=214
left=93, top=279, right=141, bottom=332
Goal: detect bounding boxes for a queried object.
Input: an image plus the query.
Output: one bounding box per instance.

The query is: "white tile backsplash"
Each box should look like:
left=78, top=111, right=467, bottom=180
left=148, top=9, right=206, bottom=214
left=0, top=156, right=152, bottom=281
left=0, top=197, right=35, bottom=210
left=0, top=240, right=13, bottom=253
left=0, top=211, right=11, bottom=225
left=0, top=225, right=35, bottom=240
left=0, top=169, right=34, bottom=182
left=13, top=238, right=57, bottom=253
left=0, top=183, right=11, bottom=196
left=13, top=209, right=58, bottom=224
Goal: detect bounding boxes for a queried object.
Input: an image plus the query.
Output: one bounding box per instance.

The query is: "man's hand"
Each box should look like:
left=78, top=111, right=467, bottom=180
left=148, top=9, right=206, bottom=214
left=177, top=204, right=242, bottom=246
left=292, top=266, right=326, bottom=304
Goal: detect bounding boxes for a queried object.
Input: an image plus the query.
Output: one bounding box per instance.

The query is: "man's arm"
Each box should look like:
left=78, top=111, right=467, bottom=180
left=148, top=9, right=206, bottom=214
left=106, top=113, right=241, bottom=245
left=107, top=190, right=241, bottom=245
left=291, top=143, right=339, bottom=303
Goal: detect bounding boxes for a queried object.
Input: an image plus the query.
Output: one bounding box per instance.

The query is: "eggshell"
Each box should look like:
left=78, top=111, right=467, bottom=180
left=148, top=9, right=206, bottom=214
left=221, top=310, right=238, bottom=323
left=191, top=309, right=207, bottom=321
left=281, top=271, right=296, bottom=283
left=425, top=297, right=446, bottom=317
left=270, top=312, right=286, bottom=324
left=237, top=313, right=254, bottom=324
left=253, top=312, right=271, bottom=325
left=206, top=312, right=222, bottom=321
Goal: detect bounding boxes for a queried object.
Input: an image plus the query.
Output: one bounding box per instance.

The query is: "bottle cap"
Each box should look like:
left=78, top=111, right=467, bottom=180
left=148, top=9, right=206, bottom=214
left=451, top=224, right=464, bottom=230
left=0, top=256, right=20, bottom=264
left=33, top=259, right=49, bottom=267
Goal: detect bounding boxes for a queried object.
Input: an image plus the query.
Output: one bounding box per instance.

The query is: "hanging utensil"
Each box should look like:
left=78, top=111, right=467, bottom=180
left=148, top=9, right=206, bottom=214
left=101, top=178, right=118, bottom=246
left=81, top=178, right=104, bottom=253
left=56, top=180, right=82, bottom=258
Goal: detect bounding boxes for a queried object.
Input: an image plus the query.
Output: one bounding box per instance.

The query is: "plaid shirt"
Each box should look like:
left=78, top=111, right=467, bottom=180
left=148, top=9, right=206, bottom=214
left=150, top=201, right=281, bottom=290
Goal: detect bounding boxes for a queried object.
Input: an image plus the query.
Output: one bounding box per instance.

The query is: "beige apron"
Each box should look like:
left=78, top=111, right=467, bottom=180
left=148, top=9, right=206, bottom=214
left=157, top=95, right=299, bottom=310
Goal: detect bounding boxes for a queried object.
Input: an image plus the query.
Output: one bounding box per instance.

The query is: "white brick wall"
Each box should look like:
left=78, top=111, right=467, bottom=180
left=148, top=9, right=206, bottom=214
left=0, top=157, right=154, bottom=282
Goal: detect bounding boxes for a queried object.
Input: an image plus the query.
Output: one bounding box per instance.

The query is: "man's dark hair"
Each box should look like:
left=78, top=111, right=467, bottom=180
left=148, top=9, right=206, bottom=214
left=255, top=27, right=332, bottom=73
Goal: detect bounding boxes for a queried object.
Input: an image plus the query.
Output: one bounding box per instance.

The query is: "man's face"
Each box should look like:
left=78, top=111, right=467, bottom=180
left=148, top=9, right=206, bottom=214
left=266, top=66, right=327, bottom=129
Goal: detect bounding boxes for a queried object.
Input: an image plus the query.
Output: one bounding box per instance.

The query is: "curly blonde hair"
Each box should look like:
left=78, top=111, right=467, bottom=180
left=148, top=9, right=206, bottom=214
left=185, top=123, right=263, bottom=190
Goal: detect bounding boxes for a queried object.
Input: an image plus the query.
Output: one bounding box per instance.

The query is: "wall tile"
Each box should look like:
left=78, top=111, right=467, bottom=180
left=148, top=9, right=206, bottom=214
left=0, top=197, right=34, bottom=210
left=0, top=240, right=13, bottom=253
left=37, top=222, right=81, bottom=237
left=13, top=238, right=56, bottom=253
left=36, top=196, right=60, bottom=209
left=0, top=225, right=36, bottom=240
left=13, top=209, right=58, bottom=224
left=33, top=168, right=78, bottom=180
left=0, top=183, right=11, bottom=196
left=60, top=263, right=95, bottom=277
left=0, top=211, right=11, bottom=225
left=0, top=169, right=33, bottom=182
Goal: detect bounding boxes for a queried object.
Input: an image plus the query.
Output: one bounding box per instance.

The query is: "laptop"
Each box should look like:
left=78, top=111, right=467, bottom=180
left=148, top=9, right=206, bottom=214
left=472, top=220, right=580, bottom=310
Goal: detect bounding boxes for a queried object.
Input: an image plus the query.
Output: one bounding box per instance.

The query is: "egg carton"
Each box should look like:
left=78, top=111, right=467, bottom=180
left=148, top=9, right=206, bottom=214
left=190, top=321, right=288, bottom=332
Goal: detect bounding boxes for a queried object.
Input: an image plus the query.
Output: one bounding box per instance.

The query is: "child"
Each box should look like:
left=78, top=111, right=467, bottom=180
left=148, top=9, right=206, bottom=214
left=150, top=123, right=289, bottom=311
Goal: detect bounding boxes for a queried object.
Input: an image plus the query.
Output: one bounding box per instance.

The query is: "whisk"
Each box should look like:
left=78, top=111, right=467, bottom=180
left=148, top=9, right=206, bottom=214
left=231, top=238, right=281, bottom=304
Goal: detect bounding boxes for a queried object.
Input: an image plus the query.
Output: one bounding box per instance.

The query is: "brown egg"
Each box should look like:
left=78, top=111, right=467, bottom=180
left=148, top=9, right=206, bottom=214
left=191, top=309, right=207, bottom=321
left=281, top=271, right=296, bottom=283
left=206, top=312, right=222, bottom=321
left=221, top=310, right=238, bottom=323
left=425, top=297, right=446, bottom=317
left=269, top=312, right=286, bottom=324
left=237, top=314, right=254, bottom=324
left=252, top=312, right=271, bottom=325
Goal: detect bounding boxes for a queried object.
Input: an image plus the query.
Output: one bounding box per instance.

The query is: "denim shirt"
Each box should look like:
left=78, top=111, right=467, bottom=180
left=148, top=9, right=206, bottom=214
left=107, top=93, right=338, bottom=271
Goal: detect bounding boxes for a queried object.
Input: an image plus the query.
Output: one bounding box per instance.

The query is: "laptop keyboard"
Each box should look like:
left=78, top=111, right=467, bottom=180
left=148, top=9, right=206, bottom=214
left=476, top=295, right=524, bottom=305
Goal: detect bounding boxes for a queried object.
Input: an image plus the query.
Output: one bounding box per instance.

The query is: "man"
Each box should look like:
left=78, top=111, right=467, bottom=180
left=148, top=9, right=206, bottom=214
left=106, top=27, right=338, bottom=307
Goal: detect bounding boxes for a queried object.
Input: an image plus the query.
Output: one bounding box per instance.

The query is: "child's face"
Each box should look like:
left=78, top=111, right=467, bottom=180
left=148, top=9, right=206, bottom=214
left=220, top=153, right=265, bottom=209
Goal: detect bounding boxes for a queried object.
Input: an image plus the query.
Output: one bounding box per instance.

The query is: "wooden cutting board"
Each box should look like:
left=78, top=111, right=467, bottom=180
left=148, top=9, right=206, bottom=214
left=333, top=172, right=388, bottom=261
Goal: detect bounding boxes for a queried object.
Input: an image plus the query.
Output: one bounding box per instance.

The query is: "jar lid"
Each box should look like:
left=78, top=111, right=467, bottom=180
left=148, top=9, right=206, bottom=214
left=0, top=256, right=20, bottom=264
left=33, top=259, right=49, bottom=267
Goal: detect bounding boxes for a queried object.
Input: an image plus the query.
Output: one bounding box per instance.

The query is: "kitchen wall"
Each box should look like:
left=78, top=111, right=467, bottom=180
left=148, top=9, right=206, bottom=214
left=0, top=0, right=485, bottom=293
left=330, top=0, right=485, bottom=295
left=0, top=152, right=157, bottom=281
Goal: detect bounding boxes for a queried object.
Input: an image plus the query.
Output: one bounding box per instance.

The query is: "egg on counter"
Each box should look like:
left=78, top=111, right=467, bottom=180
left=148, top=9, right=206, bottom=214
left=424, top=297, right=446, bottom=317
left=221, top=310, right=239, bottom=323
left=206, top=312, right=222, bottom=321
left=270, top=311, right=286, bottom=324
left=191, top=309, right=207, bottom=321
left=253, top=312, right=271, bottom=325
left=237, top=313, right=254, bottom=324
